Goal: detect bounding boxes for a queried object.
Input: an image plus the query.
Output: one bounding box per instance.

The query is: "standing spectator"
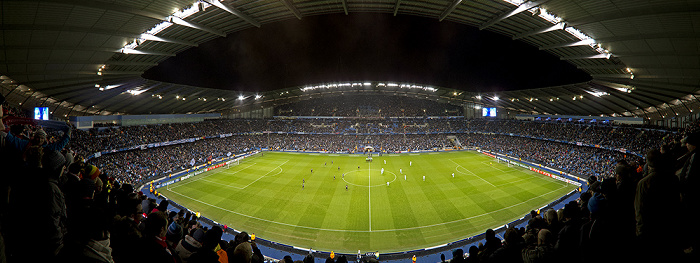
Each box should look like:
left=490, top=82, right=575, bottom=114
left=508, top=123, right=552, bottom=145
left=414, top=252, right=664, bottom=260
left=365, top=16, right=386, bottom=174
left=555, top=202, right=581, bottom=261
left=679, top=132, right=700, bottom=259
left=489, top=227, right=524, bottom=263
left=635, top=149, right=681, bottom=260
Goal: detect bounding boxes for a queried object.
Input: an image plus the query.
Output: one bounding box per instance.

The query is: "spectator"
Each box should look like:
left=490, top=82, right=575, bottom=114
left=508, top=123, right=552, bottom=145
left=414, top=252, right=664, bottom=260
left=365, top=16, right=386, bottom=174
left=137, top=211, right=179, bottom=263
left=522, top=229, right=555, bottom=263
left=451, top=249, right=465, bottom=263
left=189, top=226, right=228, bottom=263
left=489, top=227, right=524, bottom=263
left=635, top=149, right=682, bottom=259
left=176, top=228, right=205, bottom=263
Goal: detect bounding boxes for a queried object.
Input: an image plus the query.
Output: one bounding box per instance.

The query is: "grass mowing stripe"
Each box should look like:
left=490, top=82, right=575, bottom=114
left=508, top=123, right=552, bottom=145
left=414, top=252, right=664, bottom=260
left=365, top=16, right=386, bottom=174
left=159, top=151, right=576, bottom=252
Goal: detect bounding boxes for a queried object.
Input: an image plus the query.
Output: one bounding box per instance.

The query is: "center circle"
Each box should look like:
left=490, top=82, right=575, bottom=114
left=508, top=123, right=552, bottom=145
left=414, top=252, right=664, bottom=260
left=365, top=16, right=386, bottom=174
left=342, top=169, right=398, bottom=187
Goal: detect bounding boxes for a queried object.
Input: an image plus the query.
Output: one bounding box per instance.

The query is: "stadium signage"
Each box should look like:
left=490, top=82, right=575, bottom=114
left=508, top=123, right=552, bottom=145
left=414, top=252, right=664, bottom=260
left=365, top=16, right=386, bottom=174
left=482, top=151, right=582, bottom=186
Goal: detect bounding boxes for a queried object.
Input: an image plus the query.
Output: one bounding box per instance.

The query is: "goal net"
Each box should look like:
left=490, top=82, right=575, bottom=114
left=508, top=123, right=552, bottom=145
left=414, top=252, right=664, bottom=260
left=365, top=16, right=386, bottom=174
left=226, top=159, right=239, bottom=169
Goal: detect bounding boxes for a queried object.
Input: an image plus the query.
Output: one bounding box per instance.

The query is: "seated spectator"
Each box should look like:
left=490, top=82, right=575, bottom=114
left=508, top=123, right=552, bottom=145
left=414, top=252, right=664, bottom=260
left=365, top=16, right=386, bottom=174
left=189, top=226, right=228, bottom=263
left=176, top=228, right=205, bottom=263
left=522, top=229, right=555, bottom=263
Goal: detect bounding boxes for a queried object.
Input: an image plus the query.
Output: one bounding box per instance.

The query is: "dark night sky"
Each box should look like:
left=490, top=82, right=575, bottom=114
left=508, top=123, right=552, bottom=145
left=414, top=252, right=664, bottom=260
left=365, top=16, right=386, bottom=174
left=142, top=13, right=591, bottom=93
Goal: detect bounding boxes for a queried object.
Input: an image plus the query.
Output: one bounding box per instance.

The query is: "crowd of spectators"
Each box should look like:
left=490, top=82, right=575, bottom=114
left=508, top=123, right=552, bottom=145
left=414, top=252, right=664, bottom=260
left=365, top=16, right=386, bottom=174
left=452, top=139, right=698, bottom=262
left=86, top=131, right=637, bottom=187
left=1, top=97, right=697, bottom=262
left=69, top=118, right=671, bottom=158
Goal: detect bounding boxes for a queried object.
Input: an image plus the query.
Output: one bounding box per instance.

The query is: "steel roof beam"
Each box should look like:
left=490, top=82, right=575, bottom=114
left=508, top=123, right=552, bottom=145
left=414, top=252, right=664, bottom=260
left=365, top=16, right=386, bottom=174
left=513, top=22, right=564, bottom=40
left=341, top=0, right=349, bottom=15
left=1, top=25, right=197, bottom=46
left=439, top=0, right=463, bottom=22
left=480, top=0, right=551, bottom=30
left=3, top=71, right=143, bottom=77
left=167, top=16, right=225, bottom=37
left=560, top=53, right=611, bottom=60
left=539, top=39, right=595, bottom=50
left=13, top=0, right=168, bottom=21
left=564, top=2, right=700, bottom=28
left=394, top=0, right=402, bottom=16
left=280, top=0, right=302, bottom=20
left=203, top=0, right=261, bottom=28
left=1, top=45, right=175, bottom=56
left=0, top=60, right=158, bottom=67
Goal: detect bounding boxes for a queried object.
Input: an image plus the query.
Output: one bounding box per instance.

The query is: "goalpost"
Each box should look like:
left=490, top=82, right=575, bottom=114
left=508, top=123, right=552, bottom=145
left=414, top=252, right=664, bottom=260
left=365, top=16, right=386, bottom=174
left=226, top=158, right=239, bottom=169
left=496, top=158, right=514, bottom=168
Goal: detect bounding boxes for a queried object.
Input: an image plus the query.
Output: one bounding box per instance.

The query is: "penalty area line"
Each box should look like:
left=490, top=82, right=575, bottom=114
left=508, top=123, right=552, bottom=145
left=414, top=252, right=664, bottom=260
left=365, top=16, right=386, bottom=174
left=449, top=159, right=496, bottom=187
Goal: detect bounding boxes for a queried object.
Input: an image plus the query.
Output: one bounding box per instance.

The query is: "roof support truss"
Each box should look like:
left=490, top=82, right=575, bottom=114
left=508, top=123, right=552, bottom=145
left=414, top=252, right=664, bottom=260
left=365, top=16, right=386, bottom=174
left=203, top=0, right=261, bottom=28
left=480, top=0, right=551, bottom=30
left=280, top=0, right=302, bottom=20
left=440, top=0, right=463, bottom=22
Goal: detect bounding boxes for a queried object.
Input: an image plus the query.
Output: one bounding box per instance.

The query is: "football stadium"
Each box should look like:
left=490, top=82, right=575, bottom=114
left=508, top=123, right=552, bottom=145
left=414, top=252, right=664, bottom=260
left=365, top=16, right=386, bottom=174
left=0, top=1, right=698, bottom=263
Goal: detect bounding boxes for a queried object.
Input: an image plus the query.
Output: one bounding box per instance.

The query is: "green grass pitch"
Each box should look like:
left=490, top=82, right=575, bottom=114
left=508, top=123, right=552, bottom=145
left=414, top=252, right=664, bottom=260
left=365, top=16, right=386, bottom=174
left=159, top=151, right=575, bottom=253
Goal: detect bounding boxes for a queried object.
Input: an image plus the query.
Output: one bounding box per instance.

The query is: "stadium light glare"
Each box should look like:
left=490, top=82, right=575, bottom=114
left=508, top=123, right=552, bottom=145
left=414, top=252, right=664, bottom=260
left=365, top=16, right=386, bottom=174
left=493, top=96, right=499, bottom=101
left=476, top=95, right=482, bottom=100
left=238, top=95, right=245, bottom=100
left=126, top=89, right=145, bottom=95
left=255, top=95, right=262, bottom=100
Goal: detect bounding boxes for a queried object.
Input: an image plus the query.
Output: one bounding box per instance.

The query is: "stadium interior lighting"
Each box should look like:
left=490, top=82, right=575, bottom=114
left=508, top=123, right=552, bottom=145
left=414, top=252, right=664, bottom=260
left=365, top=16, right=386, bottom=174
left=493, top=96, right=499, bottom=101
left=238, top=95, right=245, bottom=100
left=118, top=1, right=211, bottom=51
left=387, top=83, right=398, bottom=87
left=99, top=87, right=104, bottom=91
left=502, top=0, right=613, bottom=57
left=476, top=95, right=482, bottom=100
left=255, top=95, right=262, bottom=100
left=363, top=82, right=371, bottom=86
left=176, top=95, right=180, bottom=99
left=97, top=72, right=102, bottom=75
left=585, top=90, right=609, bottom=97
left=94, top=84, right=100, bottom=88
left=103, top=84, right=121, bottom=90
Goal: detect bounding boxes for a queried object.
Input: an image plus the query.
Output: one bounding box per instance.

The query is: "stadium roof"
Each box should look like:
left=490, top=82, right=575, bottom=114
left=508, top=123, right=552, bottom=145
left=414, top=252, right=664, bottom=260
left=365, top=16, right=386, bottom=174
left=1, top=0, right=698, bottom=120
